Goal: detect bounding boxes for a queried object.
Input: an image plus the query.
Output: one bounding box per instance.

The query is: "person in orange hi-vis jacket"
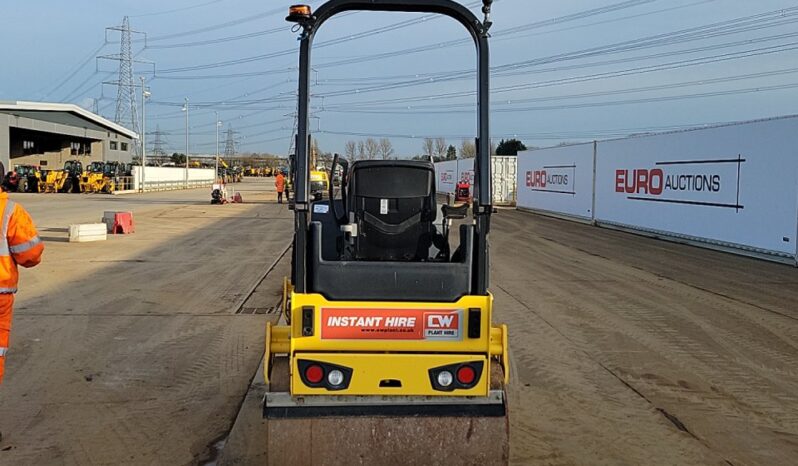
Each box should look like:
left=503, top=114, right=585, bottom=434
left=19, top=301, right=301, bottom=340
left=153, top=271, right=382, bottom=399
left=275, top=170, right=286, bottom=204
left=0, top=161, right=44, bottom=389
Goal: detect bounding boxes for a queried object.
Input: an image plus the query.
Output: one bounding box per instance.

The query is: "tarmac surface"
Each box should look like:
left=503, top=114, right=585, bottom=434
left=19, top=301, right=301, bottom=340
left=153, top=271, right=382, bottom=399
left=0, top=179, right=796, bottom=465
left=0, top=179, right=291, bottom=465
left=492, top=210, right=798, bottom=465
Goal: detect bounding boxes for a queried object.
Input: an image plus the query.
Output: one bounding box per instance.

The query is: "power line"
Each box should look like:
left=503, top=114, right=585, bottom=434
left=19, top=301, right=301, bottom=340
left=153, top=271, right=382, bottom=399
left=319, top=40, right=798, bottom=110
left=146, top=26, right=285, bottom=49
left=325, top=81, right=798, bottom=116
left=310, top=8, right=798, bottom=100
left=146, top=6, right=287, bottom=42
left=44, top=42, right=107, bottom=99
left=326, top=65, right=798, bottom=113
left=146, top=0, right=683, bottom=81
left=153, top=1, right=483, bottom=74
left=131, top=0, right=225, bottom=19
left=315, top=116, right=795, bottom=141
left=104, top=2, right=790, bottom=153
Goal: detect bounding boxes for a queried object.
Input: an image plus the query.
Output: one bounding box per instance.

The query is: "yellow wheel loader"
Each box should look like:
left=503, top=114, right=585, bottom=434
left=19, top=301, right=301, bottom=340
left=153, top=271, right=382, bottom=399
left=263, top=2, right=508, bottom=464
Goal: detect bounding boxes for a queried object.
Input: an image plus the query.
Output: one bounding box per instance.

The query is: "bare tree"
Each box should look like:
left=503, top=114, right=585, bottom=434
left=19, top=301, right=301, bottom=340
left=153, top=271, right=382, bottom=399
left=422, top=138, right=435, bottom=161
left=364, top=138, right=379, bottom=160
left=344, top=140, right=357, bottom=160
left=357, top=140, right=365, bottom=160
left=434, top=137, right=447, bottom=160
left=460, top=138, right=476, bottom=158
left=378, top=138, right=394, bottom=160
left=311, top=138, right=321, bottom=168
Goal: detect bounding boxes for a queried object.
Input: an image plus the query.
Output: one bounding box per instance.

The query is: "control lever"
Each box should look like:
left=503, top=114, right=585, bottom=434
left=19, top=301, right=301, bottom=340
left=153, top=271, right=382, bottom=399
left=439, top=204, right=469, bottom=260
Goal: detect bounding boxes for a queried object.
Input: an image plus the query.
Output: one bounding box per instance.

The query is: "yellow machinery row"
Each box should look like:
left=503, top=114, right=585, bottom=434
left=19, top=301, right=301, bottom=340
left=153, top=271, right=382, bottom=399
left=5, top=160, right=131, bottom=194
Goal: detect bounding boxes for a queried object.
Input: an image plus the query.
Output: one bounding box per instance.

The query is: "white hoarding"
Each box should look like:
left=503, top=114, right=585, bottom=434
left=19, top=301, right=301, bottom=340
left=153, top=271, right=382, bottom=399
left=457, top=158, right=474, bottom=188
left=435, top=160, right=458, bottom=194
left=132, top=167, right=215, bottom=189
left=435, top=159, right=474, bottom=195
left=516, top=143, right=595, bottom=220
left=594, top=116, right=798, bottom=257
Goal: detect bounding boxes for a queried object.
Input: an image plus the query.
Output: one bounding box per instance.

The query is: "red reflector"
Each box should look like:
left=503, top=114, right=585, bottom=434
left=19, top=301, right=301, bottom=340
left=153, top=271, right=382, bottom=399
left=456, top=365, right=476, bottom=385
left=305, top=364, right=324, bottom=384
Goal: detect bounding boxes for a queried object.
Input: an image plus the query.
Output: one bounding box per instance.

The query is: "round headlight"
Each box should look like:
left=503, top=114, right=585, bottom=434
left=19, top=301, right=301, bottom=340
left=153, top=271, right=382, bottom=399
left=327, top=369, right=344, bottom=387
left=437, top=370, right=454, bottom=387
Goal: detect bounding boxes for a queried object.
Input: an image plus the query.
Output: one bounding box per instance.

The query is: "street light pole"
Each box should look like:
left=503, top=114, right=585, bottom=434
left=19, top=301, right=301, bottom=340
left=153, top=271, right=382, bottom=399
left=215, top=111, right=220, bottom=187
left=183, top=97, right=189, bottom=189
left=140, top=76, right=150, bottom=193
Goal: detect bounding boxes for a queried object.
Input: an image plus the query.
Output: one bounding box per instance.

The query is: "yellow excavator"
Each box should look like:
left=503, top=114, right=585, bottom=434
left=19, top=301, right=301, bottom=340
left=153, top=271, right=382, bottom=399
left=262, top=2, right=508, bottom=464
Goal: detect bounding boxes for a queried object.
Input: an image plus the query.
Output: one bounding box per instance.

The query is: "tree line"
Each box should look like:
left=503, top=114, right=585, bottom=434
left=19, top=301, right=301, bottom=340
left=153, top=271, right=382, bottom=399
left=336, top=137, right=528, bottom=163
left=413, top=137, right=527, bottom=162
left=343, top=138, right=396, bottom=161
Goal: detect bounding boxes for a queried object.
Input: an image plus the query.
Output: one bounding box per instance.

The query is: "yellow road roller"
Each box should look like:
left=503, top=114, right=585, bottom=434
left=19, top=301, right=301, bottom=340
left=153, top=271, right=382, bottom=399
left=263, top=1, right=508, bottom=464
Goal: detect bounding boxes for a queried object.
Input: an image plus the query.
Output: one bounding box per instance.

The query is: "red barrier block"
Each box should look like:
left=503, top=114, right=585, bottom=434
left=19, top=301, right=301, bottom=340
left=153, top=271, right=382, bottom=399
left=111, top=211, right=134, bottom=234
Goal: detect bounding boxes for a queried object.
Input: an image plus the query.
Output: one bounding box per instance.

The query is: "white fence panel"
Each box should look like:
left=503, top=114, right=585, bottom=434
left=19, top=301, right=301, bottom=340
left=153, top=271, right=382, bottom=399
left=516, top=143, right=595, bottom=220
left=434, top=157, right=512, bottom=204
left=457, top=158, right=475, bottom=188
left=132, top=167, right=215, bottom=191
left=594, top=117, right=798, bottom=258
left=491, top=156, right=517, bottom=205
left=435, top=160, right=458, bottom=194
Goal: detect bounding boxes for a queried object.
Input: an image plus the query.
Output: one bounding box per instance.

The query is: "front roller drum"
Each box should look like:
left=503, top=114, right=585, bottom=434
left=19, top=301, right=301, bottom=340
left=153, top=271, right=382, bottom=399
left=262, top=358, right=509, bottom=466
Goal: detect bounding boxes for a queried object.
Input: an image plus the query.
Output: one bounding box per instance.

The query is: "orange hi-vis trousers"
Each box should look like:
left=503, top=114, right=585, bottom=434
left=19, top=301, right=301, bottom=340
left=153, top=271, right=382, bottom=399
left=0, top=294, right=14, bottom=383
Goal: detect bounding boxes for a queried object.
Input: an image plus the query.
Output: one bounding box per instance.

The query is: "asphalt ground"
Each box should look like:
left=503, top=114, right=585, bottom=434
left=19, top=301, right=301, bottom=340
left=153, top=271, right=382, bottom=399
left=0, top=178, right=292, bottom=464
left=1, top=181, right=796, bottom=465
left=491, top=209, right=798, bottom=465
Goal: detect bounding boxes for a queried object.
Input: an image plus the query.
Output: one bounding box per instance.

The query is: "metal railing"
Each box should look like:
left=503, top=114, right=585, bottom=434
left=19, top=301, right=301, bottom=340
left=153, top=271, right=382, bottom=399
left=138, top=179, right=214, bottom=192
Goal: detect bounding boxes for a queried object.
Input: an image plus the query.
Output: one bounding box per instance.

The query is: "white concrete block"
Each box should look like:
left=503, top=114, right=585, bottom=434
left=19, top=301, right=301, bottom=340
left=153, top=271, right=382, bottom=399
left=69, top=223, right=107, bottom=243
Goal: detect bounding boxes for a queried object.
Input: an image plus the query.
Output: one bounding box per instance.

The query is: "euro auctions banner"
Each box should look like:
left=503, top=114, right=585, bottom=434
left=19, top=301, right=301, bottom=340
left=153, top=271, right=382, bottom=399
left=516, top=143, right=595, bottom=220
left=457, top=158, right=475, bottom=188
left=594, top=116, right=798, bottom=256
left=435, top=160, right=458, bottom=194
left=434, top=159, right=474, bottom=195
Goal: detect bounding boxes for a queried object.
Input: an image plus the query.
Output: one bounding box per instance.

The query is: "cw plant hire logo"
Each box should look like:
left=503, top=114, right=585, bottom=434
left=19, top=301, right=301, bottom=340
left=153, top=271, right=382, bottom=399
left=614, top=155, right=745, bottom=211
left=321, top=308, right=462, bottom=340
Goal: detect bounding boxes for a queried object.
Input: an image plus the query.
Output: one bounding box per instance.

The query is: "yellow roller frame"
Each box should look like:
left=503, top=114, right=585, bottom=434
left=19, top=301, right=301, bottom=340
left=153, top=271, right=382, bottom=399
left=264, top=285, right=509, bottom=395
left=264, top=322, right=290, bottom=384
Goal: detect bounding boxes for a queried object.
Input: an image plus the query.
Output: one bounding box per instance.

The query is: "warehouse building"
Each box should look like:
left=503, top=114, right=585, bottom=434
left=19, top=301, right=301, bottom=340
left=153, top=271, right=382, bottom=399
left=0, top=101, right=138, bottom=171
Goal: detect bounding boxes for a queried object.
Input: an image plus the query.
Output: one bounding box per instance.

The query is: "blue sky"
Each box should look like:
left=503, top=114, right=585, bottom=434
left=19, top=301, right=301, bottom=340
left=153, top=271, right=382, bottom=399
left=2, top=0, right=797, bottom=156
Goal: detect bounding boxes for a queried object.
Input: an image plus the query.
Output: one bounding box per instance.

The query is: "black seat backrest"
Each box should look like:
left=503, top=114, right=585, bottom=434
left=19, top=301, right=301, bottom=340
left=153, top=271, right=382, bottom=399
left=347, top=160, right=437, bottom=261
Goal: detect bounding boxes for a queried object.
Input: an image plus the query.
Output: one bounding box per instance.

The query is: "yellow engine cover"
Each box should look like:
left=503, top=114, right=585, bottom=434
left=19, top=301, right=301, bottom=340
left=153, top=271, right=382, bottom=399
left=266, top=292, right=508, bottom=397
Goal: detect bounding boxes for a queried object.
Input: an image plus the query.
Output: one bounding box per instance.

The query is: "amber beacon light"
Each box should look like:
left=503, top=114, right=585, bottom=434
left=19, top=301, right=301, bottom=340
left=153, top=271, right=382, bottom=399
left=287, top=4, right=313, bottom=22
